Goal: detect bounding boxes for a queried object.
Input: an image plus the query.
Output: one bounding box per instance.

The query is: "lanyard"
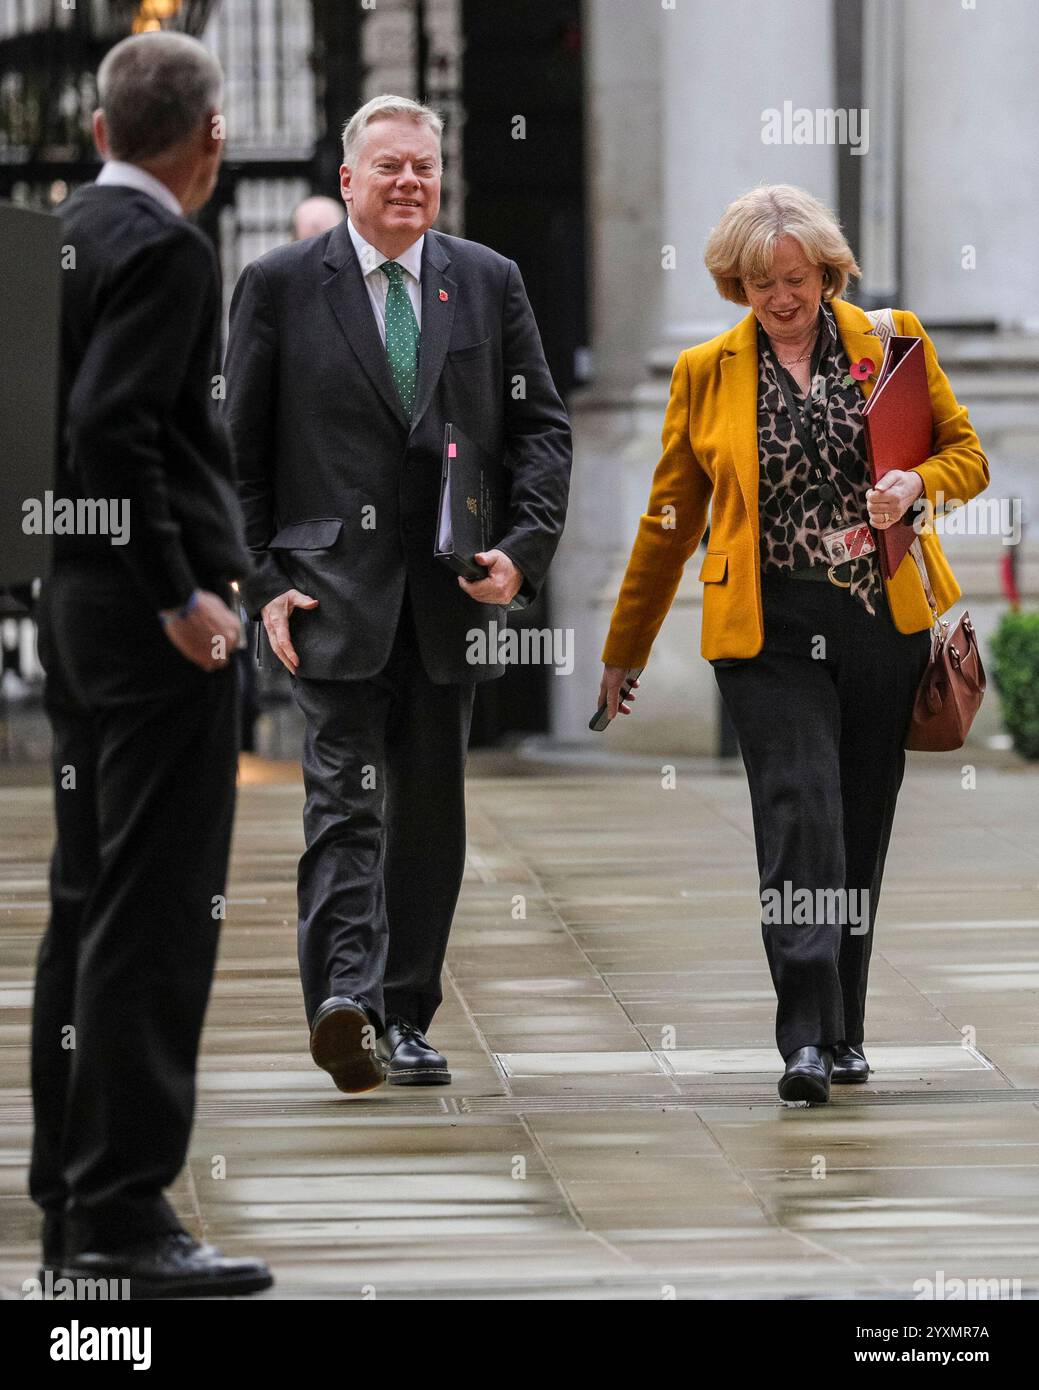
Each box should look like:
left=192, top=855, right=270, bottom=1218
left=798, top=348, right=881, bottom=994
left=765, top=327, right=845, bottom=527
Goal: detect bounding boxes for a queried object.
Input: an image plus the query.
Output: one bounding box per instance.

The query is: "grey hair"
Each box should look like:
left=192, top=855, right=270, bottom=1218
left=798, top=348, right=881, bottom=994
left=97, top=32, right=223, bottom=163
left=341, top=94, right=443, bottom=167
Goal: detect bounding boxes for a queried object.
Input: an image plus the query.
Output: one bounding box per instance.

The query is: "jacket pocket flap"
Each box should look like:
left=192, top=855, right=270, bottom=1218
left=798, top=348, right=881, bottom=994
left=268, top=518, right=343, bottom=551
left=698, top=551, right=728, bottom=583
left=447, top=336, right=492, bottom=361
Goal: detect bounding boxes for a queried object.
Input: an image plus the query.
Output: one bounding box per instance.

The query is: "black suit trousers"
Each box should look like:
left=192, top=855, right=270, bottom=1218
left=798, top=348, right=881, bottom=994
left=290, top=588, right=476, bottom=1033
left=712, top=572, right=931, bottom=1059
left=30, top=565, right=239, bottom=1254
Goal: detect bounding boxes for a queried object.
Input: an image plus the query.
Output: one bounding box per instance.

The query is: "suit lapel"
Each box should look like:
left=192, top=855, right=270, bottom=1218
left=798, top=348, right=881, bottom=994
left=321, top=221, right=409, bottom=428
left=411, top=231, right=456, bottom=430
left=719, top=311, right=762, bottom=534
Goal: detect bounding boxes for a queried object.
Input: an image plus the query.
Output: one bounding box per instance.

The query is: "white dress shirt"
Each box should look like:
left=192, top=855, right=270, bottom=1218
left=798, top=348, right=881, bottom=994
left=95, top=160, right=183, bottom=217
left=346, top=216, right=423, bottom=344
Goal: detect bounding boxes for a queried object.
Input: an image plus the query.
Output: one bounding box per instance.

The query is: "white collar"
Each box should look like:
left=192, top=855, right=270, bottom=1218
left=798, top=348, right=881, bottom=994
left=347, top=216, right=424, bottom=283
left=95, top=161, right=183, bottom=217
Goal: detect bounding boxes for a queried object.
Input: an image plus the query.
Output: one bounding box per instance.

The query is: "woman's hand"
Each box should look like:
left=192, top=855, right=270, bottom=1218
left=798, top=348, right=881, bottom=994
left=866, top=469, right=925, bottom=530
left=599, top=665, right=640, bottom=721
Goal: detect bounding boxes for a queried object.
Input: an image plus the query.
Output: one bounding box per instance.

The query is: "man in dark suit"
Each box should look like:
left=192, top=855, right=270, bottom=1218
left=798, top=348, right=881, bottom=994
left=225, top=95, right=571, bottom=1093
left=30, top=32, right=271, bottom=1298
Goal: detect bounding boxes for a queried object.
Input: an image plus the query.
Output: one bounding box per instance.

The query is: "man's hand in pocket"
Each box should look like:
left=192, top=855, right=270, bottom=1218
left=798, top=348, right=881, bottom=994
left=260, top=589, right=319, bottom=675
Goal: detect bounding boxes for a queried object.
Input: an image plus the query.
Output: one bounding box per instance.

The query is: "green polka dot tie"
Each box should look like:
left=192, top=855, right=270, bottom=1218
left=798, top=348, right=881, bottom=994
left=380, top=261, right=420, bottom=421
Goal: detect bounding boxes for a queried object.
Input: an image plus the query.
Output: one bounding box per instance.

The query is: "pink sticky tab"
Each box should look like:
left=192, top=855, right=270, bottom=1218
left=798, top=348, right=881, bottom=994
left=448, top=442, right=457, bottom=457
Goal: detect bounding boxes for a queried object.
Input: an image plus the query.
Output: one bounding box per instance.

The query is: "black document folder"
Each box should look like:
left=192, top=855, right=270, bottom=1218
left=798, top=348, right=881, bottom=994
left=434, top=422, right=507, bottom=581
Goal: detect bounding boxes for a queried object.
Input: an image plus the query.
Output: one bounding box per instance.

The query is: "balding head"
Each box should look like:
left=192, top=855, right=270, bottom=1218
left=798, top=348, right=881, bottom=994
left=291, top=196, right=346, bottom=242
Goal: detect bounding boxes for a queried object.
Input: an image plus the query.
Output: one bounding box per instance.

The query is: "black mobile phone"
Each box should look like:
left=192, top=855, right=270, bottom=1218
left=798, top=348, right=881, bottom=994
left=588, top=668, right=644, bottom=732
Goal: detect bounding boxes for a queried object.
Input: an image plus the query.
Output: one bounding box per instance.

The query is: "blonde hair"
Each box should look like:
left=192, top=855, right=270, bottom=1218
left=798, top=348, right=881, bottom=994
left=704, top=184, right=861, bottom=305
left=341, top=94, right=443, bottom=167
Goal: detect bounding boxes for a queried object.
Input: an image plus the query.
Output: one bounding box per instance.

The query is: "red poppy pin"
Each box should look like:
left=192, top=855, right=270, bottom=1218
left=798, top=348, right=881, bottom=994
left=842, top=357, right=876, bottom=389
left=439, top=289, right=449, bottom=301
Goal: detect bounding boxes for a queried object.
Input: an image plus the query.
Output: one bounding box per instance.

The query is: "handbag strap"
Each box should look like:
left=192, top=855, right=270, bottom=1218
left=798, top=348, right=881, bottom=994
left=864, top=306, right=940, bottom=626
left=909, top=539, right=940, bottom=623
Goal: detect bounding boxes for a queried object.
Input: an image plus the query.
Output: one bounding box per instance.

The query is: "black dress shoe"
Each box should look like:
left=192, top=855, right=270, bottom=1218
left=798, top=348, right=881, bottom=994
left=778, top=1045, right=833, bottom=1103
left=62, top=1232, right=272, bottom=1300
left=832, top=1042, right=870, bottom=1084
left=310, top=995, right=385, bottom=1093
left=39, top=1211, right=63, bottom=1279
left=377, top=1018, right=451, bottom=1086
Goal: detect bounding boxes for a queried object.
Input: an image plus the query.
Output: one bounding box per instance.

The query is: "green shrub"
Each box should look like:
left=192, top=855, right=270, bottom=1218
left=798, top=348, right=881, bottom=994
left=990, top=610, right=1039, bottom=760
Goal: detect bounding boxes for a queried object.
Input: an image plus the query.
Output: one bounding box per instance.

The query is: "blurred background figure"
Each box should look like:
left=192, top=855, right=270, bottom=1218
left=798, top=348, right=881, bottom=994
left=290, top=192, right=344, bottom=241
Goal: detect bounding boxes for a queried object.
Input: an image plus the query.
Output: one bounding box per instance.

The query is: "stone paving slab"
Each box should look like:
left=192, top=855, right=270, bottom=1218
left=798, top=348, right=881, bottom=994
left=1, top=755, right=1038, bottom=1299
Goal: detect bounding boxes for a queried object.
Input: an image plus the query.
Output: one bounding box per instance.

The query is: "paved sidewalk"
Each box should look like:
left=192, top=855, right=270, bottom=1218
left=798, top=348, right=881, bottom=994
left=1, top=752, right=1037, bottom=1299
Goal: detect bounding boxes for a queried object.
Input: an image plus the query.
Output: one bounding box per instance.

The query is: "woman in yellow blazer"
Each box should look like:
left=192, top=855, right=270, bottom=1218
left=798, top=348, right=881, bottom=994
left=599, top=185, right=989, bottom=1104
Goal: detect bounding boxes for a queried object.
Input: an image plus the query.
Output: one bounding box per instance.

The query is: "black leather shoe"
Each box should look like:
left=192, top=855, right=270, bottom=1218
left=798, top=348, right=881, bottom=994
left=39, top=1212, right=63, bottom=1279
left=778, top=1045, right=833, bottom=1103
left=377, top=1017, right=451, bottom=1086
left=310, top=995, right=384, bottom=1093
left=832, top=1042, right=870, bottom=1084
left=62, top=1232, right=273, bottom=1300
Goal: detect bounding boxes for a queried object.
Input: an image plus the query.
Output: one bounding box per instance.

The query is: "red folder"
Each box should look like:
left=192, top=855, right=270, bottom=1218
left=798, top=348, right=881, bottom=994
left=861, top=336, right=933, bottom=579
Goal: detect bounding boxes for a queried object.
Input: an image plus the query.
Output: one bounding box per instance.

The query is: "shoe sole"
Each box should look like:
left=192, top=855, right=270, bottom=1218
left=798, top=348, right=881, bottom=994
left=778, top=1072, right=830, bottom=1103
left=61, top=1267, right=274, bottom=1300
left=388, top=1068, right=452, bottom=1086
left=831, top=1071, right=870, bottom=1084
left=310, top=1003, right=384, bottom=1093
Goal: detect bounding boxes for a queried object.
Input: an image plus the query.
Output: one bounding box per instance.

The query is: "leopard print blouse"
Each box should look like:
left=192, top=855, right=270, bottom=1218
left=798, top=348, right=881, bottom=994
left=756, top=304, right=883, bottom=617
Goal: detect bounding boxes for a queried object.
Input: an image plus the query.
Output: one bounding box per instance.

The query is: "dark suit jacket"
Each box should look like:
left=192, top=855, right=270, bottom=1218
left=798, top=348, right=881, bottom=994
left=223, top=221, right=572, bottom=684
left=54, top=184, right=250, bottom=608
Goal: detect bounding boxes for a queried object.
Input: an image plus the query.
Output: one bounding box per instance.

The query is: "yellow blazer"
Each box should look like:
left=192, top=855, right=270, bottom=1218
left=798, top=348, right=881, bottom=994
left=601, top=298, right=990, bottom=667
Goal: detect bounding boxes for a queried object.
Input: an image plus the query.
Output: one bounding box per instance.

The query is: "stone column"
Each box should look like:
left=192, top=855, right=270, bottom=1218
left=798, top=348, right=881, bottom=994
left=899, top=1, right=1039, bottom=746
left=659, top=0, right=837, bottom=350
left=902, top=0, right=1039, bottom=330
left=858, top=0, right=903, bottom=306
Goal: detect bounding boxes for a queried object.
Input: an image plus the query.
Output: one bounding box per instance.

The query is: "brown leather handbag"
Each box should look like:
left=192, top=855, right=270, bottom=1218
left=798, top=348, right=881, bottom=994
left=864, top=310, right=987, bottom=752
left=905, top=546, right=986, bottom=751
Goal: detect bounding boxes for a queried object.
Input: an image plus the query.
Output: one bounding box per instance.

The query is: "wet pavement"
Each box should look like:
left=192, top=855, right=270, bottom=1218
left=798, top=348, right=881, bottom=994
left=2, top=751, right=1037, bottom=1298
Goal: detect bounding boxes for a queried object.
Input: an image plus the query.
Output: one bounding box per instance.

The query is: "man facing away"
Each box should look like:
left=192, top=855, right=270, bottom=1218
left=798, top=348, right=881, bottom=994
left=224, top=94, right=572, bottom=1092
left=30, top=32, right=271, bottom=1298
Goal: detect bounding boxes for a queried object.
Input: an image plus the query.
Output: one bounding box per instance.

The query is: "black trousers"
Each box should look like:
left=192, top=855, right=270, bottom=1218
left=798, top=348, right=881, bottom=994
left=712, top=572, right=931, bottom=1059
left=290, top=588, right=476, bottom=1033
left=30, top=565, right=239, bottom=1255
